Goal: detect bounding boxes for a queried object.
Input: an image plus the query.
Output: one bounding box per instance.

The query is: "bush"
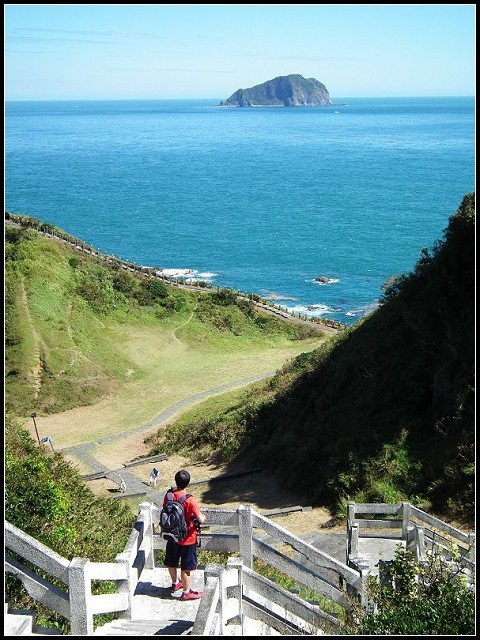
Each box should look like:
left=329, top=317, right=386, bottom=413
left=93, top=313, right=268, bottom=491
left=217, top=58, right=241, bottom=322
left=352, top=546, right=475, bottom=635
left=75, top=263, right=123, bottom=312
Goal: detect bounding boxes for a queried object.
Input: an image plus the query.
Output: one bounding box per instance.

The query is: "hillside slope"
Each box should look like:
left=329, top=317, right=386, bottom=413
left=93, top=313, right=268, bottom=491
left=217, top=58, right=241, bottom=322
left=5, top=219, right=326, bottom=421
left=248, top=194, right=475, bottom=522
left=156, top=194, right=474, bottom=524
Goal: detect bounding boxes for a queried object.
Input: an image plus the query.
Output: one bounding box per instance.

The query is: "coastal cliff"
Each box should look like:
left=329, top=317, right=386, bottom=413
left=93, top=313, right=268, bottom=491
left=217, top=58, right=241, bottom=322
left=220, top=74, right=333, bottom=107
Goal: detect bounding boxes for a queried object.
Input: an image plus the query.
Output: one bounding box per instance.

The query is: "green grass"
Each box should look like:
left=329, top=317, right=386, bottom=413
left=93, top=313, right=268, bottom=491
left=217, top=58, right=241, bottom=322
left=5, top=224, right=330, bottom=446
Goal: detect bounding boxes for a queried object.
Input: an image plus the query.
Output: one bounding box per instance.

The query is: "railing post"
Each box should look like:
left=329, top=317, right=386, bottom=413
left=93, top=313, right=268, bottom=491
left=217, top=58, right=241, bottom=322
left=68, top=557, right=93, bottom=635
left=406, top=523, right=415, bottom=552
left=227, top=557, right=244, bottom=633
left=347, top=502, right=356, bottom=530
left=349, top=523, right=359, bottom=561
left=357, top=559, right=371, bottom=613
left=467, top=533, right=475, bottom=563
left=205, top=564, right=224, bottom=634
left=402, top=502, right=411, bottom=540
left=238, top=505, right=253, bottom=568
left=115, top=552, right=135, bottom=620
left=139, top=501, right=155, bottom=569
left=415, top=526, right=426, bottom=564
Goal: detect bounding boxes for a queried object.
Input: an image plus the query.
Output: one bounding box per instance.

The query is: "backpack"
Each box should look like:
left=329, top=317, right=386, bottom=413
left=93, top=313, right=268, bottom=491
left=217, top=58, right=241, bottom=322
left=160, top=490, right=191, bottom=542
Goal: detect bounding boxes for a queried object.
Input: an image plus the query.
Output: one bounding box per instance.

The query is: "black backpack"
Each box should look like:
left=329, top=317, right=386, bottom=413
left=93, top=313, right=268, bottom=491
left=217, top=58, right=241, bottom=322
left=160, top=490, right=191, bottom=542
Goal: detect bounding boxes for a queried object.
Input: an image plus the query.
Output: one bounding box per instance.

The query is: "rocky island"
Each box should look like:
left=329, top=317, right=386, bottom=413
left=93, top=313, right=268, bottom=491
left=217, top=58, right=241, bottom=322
left=219, top=74, right=333, bottom=107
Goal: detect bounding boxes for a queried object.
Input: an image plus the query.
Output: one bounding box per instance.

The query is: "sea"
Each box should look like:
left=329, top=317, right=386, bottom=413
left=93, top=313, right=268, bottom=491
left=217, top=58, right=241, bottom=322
left=5, top=97, right=474, bottom=325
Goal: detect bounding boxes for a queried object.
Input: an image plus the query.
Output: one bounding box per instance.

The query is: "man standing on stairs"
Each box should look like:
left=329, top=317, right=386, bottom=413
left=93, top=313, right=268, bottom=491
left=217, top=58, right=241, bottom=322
left=163, top=469, right=206, bottom=600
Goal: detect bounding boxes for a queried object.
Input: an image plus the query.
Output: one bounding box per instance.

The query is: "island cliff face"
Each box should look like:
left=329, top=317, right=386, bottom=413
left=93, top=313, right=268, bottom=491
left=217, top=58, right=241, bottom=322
left=220, top=74, right=333, bottom=107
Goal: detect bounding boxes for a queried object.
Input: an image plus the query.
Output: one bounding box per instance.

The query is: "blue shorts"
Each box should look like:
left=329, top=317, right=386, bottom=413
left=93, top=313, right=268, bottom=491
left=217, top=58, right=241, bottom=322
left=164, top=540, right=198, bottom=572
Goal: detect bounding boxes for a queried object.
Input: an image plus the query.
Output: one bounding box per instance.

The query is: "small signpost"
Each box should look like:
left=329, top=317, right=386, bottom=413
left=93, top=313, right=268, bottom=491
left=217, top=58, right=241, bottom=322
left=40, top=435, right=56, bottom=454
left=118, top=475, right=127, bottom=493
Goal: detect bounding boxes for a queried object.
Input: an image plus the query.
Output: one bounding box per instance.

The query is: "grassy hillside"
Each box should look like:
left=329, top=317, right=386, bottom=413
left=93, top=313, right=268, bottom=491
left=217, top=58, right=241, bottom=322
left=5, top=221, right=328, bottom=427
left=5, top=414, right=133, bottom=633
left=150, top=194, right=475, bottom=525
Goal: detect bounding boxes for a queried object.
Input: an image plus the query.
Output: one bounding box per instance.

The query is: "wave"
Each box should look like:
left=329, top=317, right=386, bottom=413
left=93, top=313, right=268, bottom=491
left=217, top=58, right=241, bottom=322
left=155, top=268, right=218, bottom=282
left=345, top=301, right=380, bottom=317
left=310, top=277, right=340, bottom=286
left=263, top=291, right=299, bottom=302
left=281, top=303, right=340, bottom=318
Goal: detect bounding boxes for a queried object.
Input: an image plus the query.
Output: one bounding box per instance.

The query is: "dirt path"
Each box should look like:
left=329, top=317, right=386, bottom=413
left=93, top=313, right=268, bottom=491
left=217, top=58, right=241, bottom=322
left=86, top=451, right=339, bottom=536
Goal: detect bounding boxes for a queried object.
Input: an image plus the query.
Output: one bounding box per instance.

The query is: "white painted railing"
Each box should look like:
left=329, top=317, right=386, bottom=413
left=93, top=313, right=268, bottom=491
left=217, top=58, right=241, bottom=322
left=346, top=502, right=475, bottom=586
left=6, top=501, right=359, bottom=634
left=192, top=556, right=343, bottom=635
left=7, top=501, right=472, bottom=635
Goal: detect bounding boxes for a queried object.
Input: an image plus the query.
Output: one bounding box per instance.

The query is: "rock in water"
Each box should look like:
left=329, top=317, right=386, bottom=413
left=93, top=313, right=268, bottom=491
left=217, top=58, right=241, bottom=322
left=220, top=74, right=334, bottom=107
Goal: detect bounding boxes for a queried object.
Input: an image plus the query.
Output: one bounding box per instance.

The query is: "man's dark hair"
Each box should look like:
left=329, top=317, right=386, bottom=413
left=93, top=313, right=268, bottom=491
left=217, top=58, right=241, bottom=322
left=175, top=469, right=190, bottom=489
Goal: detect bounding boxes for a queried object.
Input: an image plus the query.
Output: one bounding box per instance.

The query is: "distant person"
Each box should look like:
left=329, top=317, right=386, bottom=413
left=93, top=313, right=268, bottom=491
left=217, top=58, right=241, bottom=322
left=162, top=469, right=206, bottom=600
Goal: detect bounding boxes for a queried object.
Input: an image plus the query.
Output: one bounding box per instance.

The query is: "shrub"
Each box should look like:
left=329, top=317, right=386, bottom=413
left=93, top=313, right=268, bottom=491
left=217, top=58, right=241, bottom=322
left=351, top=546, right=475, bottom=635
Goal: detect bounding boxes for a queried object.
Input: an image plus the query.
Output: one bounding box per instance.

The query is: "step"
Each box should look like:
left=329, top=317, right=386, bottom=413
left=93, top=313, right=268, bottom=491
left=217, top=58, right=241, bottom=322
left=4, top=612, right=34, bottom=636
left=93, top=618, right=193, bottom=635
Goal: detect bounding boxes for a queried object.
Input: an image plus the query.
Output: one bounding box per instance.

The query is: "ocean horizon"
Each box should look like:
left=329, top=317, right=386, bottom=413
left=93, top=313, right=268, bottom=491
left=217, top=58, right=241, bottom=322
left=5, top=96, right=474, bottom=325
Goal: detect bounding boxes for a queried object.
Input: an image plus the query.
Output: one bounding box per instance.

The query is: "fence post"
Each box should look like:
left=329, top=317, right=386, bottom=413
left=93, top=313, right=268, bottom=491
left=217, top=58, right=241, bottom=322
left=227, top=557, right=244, bottom=633
left=402, top=502, right=411, bottom=540
left=347, top=502, right=356, bottom=562
left=238, top=505, right=253, bottom=568
left=467, top=533, right=475, bottom=563
left=349, top=523, right=359, bottom=560
left=205, top=564, right=225, bottom=634
left=347, top=502, right=356, bottom=530
left=68, top=557, right=93, bottom=635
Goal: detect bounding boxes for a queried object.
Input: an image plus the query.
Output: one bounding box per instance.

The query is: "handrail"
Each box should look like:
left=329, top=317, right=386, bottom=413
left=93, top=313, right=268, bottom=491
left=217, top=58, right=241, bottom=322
left=6, top=501, right=474, bottom=636
left=346, top=502, right=474, bottom=586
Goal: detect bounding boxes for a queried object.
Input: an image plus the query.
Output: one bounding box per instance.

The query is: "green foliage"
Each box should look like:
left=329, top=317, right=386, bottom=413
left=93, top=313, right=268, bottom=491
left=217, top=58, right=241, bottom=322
left=5, top=415, right=134, bottom=632
left=75, top=262, right=124, bottom=313
left=209, top=288, right=239, bottom=306
left=5, top=415, right=133, bottom=559
left=352, top=547, right=475, bottom=635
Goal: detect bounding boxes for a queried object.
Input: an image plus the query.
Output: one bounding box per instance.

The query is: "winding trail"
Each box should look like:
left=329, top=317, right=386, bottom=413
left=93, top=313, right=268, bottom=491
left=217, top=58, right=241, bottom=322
left=61, top=370, right=276, bottom=481
left=172, top=306, right=197, bottom=345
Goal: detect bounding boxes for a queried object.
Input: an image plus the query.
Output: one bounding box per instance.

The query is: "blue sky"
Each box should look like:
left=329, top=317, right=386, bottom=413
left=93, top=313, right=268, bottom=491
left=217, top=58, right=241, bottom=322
left=5, top=4, right=475, bottom=100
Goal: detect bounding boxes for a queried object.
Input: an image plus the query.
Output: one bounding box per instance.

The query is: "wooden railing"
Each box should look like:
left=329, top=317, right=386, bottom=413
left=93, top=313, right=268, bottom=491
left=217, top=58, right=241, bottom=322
left=5, top=501, right=362, bottom=635
left=5, top=504, right=154, bottom=634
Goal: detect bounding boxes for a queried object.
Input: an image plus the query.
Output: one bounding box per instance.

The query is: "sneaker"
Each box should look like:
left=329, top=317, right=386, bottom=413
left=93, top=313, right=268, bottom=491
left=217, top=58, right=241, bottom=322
left=180, top=590, right=203, bottom=601
left=171, top=580, right=183, bottom=595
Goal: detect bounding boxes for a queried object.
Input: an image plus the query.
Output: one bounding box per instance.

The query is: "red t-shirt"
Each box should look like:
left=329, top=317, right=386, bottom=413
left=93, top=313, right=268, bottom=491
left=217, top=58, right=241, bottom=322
left=163, top=489, right=202, bottom=546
